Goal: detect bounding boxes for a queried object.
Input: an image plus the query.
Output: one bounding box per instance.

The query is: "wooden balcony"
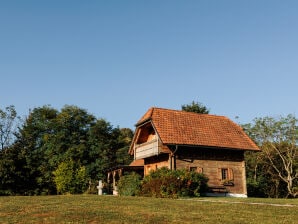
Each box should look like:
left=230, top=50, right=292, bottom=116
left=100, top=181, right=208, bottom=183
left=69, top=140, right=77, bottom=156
left=134, top=139, right=160, bottom=160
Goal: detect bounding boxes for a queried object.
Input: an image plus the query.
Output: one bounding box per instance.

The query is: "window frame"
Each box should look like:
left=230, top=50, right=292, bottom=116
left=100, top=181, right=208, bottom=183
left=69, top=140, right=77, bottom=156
left=218, top=168, right=234, bottom=186
left=189, top=166, right=203, bottom=173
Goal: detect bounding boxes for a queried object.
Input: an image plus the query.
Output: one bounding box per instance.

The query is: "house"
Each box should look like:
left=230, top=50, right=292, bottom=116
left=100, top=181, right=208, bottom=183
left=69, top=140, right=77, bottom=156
left=128, top=107, right=260, bottom=197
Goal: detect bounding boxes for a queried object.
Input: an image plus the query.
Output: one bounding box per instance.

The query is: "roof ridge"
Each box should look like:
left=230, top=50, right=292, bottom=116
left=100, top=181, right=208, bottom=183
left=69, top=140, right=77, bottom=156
left=150, top=107, right=228, bottom=119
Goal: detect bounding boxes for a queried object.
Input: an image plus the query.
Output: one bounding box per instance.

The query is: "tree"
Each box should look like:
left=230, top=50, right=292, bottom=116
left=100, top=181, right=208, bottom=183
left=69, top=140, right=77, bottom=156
left=0, top=145, right=26, bottom=195
left=12, top=105, right=59, bottom=195
left=243, top=115, right=298, bottom=198
left=181, top=101, right=210, bottom=114
left=0, top=105, right=19, bottom=150
left=0, top=104, right=134, bottom=195
left=41, top=105, right=96, bottom=194
left=0, top=105, right=95, bottom=195
left=53, top=160, right=87, bottom=194
left=86, top=119, right=120, bottom=181
left=115, top=128, right=134, bottom=165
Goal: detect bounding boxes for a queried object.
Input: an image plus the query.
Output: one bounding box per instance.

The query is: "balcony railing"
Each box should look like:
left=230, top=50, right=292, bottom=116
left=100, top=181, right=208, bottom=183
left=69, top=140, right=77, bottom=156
left=134, top=139, right=159, bottom=159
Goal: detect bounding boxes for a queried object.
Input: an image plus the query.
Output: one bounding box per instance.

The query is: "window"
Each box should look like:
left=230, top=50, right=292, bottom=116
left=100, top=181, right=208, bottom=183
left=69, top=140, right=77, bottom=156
left=221, top=168, right=228, bottom=180
left=190, top=167, right=197, bottom=172
left=190, top=167, right=203, bottom=173
left=218, top=168, right=234, bottom=185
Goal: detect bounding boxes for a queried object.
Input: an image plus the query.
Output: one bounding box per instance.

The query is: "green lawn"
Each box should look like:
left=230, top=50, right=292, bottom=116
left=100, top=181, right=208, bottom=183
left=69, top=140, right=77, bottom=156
left=0, top=195, right=297, bottom=223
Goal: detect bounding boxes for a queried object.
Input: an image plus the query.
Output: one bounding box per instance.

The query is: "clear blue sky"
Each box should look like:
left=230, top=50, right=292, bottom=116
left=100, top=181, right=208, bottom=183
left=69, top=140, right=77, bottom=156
left=1, top=1, right=297, bottom=129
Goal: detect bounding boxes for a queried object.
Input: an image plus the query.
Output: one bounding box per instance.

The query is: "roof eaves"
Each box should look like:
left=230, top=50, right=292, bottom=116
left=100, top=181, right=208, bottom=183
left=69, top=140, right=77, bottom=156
left=135, top=118, right=152, bottom=127
left=165, top=143, right=260, bottom=151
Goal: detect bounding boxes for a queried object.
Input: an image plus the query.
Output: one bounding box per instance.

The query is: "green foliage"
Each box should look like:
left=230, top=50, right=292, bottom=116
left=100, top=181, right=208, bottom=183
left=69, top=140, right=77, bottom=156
left=181, top=101, right=210, bottom=114
left=140, top=167, right=208, bottom=198
left=86, top=119, right=127, bottom=181
left=115, top=128, right=134, bottom=165
left=0, top=105, right=133, bottom=195
left=246, top=176, right=268, bottom=198
left=53, top=160, right=73, bottom=194
left=117, top=172, right=142, bottom=196
left=243, top=115, right=298, bottom=198
left=0, top=105, right=19, bottom=150
left=53, top=160, right=87, bottom=194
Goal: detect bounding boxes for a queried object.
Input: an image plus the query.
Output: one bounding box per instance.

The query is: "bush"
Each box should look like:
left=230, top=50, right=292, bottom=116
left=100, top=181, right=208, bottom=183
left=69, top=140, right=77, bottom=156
left=0, top=189, right=13, bottom=196
left=140, top=167, right=208, bottom=198
left=117, top=172, right=142, bottom=196
left=53, top=160, right=88, bottom=194
left=246, top=178, right=267, bottom=198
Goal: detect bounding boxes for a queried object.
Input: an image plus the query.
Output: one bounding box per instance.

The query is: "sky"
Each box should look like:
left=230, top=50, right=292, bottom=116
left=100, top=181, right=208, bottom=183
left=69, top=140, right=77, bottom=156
left=1, top=1, right=298, bottom=129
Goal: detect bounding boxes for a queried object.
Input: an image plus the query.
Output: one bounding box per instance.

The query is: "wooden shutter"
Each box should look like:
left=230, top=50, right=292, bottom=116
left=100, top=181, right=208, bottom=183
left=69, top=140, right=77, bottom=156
left=218, top=168, right=222, bottom=181
left=228, top=168, right=234, bottom=180
left=197, top=167, right=203, bottom=173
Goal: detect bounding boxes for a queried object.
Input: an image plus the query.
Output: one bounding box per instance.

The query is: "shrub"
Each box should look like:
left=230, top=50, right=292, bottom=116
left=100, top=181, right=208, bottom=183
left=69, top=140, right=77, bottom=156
left=53, top=160, right=88, bottom=194
left=140, top=167, right=208, bottom=198
left=117, top=172, right=142, bottom=196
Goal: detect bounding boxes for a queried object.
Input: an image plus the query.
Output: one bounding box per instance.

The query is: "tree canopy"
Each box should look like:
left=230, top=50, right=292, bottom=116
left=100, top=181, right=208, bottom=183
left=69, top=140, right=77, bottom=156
left=243, top=115, right=298, bottom=198
left=181, top=101, right=210, bottom=114
left=0, top=105, right=133, bottom=195
left=0, top=105, right=20, bottom=151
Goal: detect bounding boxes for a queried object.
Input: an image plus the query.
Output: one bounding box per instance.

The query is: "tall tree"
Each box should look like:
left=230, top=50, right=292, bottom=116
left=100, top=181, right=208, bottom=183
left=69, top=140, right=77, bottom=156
left=0, top=104, right=134, bottom=195
left=86, top=119, right=118, bottom=181
left=43, top=105, right=96, bottom=194
left=181, top=101, right=210, bottom=114
left=244, top=115, right=298, bottom=198
left=0, top=105, right=19, bottom=150
left=14, top=105, right=59, bottom=194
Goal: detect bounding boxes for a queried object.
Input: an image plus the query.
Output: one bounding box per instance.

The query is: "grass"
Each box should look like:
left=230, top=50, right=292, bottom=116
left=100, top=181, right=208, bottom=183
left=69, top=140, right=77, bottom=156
left=0, top=195, right=297, bottom=224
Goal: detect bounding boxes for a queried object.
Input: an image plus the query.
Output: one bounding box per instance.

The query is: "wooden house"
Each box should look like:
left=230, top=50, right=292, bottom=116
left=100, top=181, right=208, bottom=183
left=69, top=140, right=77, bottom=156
left=128, top=107, right=260, bottom=197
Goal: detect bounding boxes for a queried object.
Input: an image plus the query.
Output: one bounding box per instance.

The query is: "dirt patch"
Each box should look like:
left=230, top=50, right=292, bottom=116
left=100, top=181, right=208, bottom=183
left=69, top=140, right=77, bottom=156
left=180, top=198, right=298, bottom=208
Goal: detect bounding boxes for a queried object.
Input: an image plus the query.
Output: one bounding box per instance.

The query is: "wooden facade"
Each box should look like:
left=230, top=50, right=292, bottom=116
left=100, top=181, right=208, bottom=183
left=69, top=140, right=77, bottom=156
left=129, top=107, right=260, bottom=197
left=175, top=147, right=247, bottom=196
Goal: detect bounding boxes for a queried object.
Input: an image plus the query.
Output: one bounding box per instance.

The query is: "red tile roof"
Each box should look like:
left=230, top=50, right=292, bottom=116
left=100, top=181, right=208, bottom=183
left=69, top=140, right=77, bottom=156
left=136, top=107, right=260, bottom=151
